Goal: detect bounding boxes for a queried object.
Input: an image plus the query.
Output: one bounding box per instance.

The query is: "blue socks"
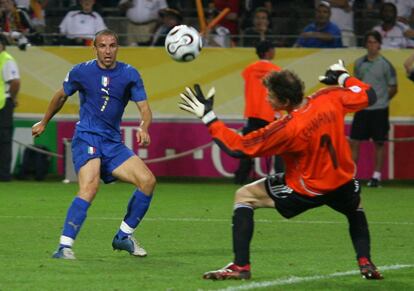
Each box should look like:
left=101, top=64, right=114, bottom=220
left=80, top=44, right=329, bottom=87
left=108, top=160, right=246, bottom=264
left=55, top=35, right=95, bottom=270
left=116, top=189, right=153, bottom=239
left=59, top=197, right=90, bottom=248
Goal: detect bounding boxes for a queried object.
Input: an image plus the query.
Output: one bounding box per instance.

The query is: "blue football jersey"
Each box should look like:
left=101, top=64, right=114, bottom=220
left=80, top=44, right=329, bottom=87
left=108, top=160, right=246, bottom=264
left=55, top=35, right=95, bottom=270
left=63, top=59, right=147, bottom=141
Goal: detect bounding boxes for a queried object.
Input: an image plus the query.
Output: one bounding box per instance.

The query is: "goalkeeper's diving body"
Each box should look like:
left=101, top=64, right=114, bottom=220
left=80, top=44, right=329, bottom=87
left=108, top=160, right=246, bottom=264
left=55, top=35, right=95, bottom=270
left=179, top=60, right=383, bottom=280
left=32, top=29, right=155, bottom=259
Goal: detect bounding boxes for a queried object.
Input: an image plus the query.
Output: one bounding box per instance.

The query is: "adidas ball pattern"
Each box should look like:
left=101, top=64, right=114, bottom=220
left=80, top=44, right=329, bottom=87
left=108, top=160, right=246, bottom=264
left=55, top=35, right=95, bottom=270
left=165, top=25, right=202, bottom=62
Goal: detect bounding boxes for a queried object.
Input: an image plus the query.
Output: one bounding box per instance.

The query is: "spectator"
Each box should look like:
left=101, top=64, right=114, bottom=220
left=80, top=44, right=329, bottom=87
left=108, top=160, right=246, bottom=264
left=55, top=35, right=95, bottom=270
left=350, top=31, right=397, bottom=187
left=384, top=0, right=414, bottom=25
left=403, top=52, right=414, bottom=81
left=0, top=34, right=20, bottom=182
left=119, top=0, right=167, bottom=46
left=241, top=0, right=273, bottom=30
left=241, top=7, right=274, bottom=47
left=0, top=0, right=34, bottom=49
left=316, top=0, right=356, bottom=47
left=234, top=40, right=283, bottom=184
left=59, top=0, right=106, bottom=46
left=208, top=0, right=240, bottom=44
left=202, top=8, right=230, bottom=47
left=150, top=7, right=181, bottom=46
left=29, top=0, right=48, bottom=33
left=372, top=2, right=414, bottom=48
left=295, top=1, right=343, bottom=48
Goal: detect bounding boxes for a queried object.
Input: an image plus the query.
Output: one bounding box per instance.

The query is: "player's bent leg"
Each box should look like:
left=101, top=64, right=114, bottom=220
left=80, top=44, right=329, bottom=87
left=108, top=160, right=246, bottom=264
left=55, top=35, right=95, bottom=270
left=113, top=156, right=156, bottom=195
left=77, top=158, right=101, bottom=202
left=235, top=178, right=276, bottom=209
left=112, top=156, right=155, bottom=257
left=53, top=159, right=101, bottom=259
left=204, top=179, right=273, bottom=280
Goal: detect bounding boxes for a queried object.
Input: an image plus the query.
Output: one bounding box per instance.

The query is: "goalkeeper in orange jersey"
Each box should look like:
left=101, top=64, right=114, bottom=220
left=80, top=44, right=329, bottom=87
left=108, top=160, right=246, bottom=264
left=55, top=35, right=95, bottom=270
left=178, top=60, right=383, bottom=280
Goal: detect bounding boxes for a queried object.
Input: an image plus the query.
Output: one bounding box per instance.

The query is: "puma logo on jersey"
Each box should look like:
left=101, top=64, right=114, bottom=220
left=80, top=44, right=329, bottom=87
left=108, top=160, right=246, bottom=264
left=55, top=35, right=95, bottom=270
left=101, top=88, right=109, bottom=95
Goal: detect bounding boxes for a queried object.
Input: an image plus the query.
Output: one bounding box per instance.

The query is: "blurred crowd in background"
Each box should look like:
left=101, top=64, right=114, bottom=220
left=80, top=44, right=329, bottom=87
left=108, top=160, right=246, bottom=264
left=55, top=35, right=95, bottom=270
left=0, top=0, right=414, bottom=50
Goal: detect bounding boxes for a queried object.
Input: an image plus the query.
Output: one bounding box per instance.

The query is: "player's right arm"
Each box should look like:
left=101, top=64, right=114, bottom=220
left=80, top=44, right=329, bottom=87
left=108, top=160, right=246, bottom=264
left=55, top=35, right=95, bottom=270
left=32, top=88, right=68, bottom=137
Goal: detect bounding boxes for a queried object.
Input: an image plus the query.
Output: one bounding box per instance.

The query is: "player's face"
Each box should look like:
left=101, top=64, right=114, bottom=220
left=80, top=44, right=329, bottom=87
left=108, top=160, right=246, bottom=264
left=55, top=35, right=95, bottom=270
left=94, top=34, right=118, bottom=69
left=366, top=36, right=381, bottom=55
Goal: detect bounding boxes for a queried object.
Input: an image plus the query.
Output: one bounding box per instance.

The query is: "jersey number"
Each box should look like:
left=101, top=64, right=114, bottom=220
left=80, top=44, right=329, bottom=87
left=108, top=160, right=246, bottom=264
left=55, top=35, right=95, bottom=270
left=101, top=96, right=109, bottom=112
left=320, top=134, right=338, bottom=169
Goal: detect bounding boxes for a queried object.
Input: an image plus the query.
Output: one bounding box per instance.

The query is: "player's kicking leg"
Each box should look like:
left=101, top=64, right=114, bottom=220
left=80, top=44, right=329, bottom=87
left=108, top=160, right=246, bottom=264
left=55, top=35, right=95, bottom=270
left=111, top=156, right=156, bottom=257
left=203, top=178, right=274, bottom=280
left=53, top=159, right=100, bottom=259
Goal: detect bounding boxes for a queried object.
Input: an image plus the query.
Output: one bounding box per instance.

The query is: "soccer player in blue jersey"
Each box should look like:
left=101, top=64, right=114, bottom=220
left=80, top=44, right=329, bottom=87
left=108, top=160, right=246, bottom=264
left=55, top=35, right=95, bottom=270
left=32, top=29, right=156, bottom=259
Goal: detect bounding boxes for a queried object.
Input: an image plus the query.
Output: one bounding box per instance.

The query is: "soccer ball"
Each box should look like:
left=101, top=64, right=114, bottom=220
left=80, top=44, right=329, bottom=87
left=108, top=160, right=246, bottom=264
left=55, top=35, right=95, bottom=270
left=165, top=25, right=202, bottom=62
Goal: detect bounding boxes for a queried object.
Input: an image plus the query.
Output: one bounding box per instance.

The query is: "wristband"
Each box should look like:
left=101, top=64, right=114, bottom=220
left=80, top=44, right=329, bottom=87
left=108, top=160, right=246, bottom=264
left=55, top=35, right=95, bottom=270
left=338, top=73, right=350, bottom=87
left=201, top=111, right=217, bottom=125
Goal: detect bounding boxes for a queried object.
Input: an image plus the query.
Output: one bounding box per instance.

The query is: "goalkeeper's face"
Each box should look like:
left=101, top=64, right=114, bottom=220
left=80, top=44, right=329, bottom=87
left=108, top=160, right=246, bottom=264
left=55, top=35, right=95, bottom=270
left=94, top=34, right=119, bottom=69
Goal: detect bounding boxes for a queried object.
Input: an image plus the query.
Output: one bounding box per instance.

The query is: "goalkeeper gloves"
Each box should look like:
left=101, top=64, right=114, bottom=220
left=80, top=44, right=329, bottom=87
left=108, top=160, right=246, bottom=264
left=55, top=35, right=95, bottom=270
left=179, top=84, right=217, bottom=125
left=318, top=59, right=350, bottom=86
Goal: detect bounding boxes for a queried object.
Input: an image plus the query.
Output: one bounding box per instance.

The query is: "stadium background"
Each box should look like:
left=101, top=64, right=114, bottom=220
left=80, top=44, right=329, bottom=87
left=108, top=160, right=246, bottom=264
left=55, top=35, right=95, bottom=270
left=11, top=46, right=414, bottom=179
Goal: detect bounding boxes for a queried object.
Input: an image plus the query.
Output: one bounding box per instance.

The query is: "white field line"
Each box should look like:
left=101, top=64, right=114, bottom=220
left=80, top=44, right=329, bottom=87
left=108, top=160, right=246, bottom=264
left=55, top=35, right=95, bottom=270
left=0, top=215, right=413, bottom=226
left=209, top=264, right=414, bottom=291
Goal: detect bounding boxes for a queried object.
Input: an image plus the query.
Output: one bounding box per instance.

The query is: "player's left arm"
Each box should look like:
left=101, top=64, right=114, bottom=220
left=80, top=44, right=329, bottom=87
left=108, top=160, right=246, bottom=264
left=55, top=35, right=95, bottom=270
left=319, top=59, right=377, bottom=111
left=135, top=100, right=152, bottom=146
left=178, top=84, right=293, bottom=158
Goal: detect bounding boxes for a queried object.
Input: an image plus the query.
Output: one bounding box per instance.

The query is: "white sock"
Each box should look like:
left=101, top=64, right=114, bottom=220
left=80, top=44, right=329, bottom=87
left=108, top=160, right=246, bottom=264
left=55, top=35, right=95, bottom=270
left=60, top=235, right=74, bottom=248
left=372, top=171, right=381, bottom=180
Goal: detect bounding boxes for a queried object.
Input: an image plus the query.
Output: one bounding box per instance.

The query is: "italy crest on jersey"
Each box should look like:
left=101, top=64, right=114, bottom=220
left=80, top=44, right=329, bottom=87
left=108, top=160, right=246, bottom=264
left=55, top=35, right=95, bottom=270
left=101, top=76, right=110, bottom=87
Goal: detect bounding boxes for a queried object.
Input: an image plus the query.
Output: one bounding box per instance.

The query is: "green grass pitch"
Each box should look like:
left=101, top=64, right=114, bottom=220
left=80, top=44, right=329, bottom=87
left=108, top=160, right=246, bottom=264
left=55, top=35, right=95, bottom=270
left=0, top=180, right=413, bottom=290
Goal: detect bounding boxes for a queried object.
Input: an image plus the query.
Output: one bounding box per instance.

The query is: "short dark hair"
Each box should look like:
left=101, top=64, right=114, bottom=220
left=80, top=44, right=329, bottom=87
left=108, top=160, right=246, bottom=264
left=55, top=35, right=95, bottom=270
left=94, top=29, right=119, bottom=46
left=263, top=70, right=304, bottom=107
left=255, top=40, right=274, bottom=59
left=364, top=30, right=382, bottom=45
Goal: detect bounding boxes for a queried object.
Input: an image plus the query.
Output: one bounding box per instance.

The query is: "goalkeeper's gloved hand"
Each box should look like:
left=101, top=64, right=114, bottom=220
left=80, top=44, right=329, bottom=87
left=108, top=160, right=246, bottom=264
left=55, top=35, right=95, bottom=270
left=179, top=84, right=217, bottom=125
left=318, top=59, right=350, bottom=86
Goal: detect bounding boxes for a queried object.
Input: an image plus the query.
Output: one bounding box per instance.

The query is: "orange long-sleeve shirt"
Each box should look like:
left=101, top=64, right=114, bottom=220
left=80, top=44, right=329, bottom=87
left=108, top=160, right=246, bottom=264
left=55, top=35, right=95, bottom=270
left=209, top=77, right=375, bottom=197
left=242, top=60, right=282, bottom=122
